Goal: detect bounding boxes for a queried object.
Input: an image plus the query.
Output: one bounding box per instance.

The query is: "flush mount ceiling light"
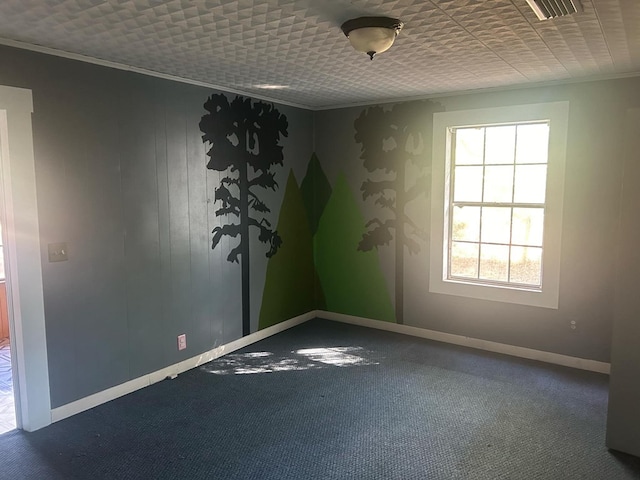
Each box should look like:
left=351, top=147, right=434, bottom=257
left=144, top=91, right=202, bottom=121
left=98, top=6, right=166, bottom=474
left=341, top=16, right=404, bottom=60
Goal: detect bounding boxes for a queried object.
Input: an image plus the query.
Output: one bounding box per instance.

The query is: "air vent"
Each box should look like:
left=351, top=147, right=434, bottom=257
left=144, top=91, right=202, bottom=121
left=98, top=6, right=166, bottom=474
left=525, top=0, right=581, bottom=20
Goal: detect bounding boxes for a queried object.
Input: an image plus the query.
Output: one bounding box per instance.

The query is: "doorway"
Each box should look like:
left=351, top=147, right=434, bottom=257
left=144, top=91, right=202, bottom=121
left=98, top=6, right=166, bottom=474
left=0, top=221, right=15, bottom=434
left=0, top=84, right=51, bottom=432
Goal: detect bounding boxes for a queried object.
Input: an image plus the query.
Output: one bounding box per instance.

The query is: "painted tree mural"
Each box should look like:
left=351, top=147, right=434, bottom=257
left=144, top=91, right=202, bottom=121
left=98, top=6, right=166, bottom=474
left=315, top=173, right=395, bottom=322
left=354, top=101, right=439, bottom=324
left=200, top=94, right=288, bottom=336
left=300, top=153, right=332, bottom=308
left=258, top=170, right=324, bottom=330
left=300, top=153, right=333, bottom=236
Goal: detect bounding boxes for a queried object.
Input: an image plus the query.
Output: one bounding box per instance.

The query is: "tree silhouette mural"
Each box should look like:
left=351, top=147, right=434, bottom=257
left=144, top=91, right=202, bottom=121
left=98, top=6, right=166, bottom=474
left=354, top=101, right=438, bottom=325
left=200, top=94, right=288, bottom=336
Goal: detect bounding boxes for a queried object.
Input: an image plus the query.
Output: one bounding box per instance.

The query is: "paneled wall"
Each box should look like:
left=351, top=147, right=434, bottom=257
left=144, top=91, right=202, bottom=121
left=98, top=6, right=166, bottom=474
left=3, top=41, right=640, bottom=412
left=0, top=45, right=313, bottom=408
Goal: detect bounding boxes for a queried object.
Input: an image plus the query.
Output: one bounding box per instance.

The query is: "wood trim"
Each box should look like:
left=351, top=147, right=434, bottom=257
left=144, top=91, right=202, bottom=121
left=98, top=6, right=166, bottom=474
left=0, top=282, right=8, bottom=339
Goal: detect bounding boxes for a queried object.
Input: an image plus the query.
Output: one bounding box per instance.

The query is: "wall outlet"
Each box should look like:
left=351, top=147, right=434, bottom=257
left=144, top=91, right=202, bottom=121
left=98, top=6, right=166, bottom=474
left=177, top=334, right=187, bottom=351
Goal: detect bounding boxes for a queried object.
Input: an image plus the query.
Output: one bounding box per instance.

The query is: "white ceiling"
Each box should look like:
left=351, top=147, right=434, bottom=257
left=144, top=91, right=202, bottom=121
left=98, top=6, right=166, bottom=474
left=0, top=0, right=638, bottom=109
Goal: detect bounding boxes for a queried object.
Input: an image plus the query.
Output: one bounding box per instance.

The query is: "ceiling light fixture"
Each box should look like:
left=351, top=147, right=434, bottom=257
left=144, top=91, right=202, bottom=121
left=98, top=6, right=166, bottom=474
left=253, top=84, right=289, bottom=90
left=341, top=16, right=404, bottom=60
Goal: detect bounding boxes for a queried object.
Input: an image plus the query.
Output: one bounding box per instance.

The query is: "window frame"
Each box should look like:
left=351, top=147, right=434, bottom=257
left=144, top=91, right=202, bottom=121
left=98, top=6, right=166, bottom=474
left=430, top=102, right=569, bottom=309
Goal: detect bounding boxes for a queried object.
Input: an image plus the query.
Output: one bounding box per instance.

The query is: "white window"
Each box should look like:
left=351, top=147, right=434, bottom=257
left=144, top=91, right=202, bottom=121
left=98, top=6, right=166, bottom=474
left=430, top=102, right=569, bottom=308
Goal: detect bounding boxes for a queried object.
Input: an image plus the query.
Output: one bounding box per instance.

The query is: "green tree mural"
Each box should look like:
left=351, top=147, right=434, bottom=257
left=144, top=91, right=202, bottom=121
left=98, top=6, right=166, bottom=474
left=300, top=153, right=332, bottom=309
left=300, top=153, right=332, bottom=235
left=200, top=94, right=288, bottom=336
left=354, top=101, right=439, bottom=324
left=315, top=172, right=395, bottom=322
left=258, top=170, right=324, bottom=329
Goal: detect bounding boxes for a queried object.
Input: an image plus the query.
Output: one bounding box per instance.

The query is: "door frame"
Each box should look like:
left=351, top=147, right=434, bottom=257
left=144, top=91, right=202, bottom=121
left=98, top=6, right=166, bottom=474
left=0, top=85, right=51, bottom=431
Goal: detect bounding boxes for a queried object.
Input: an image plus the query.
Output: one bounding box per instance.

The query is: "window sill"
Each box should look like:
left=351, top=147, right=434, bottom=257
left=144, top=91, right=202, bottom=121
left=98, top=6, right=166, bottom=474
left=429, top=277, right=559, bottom=309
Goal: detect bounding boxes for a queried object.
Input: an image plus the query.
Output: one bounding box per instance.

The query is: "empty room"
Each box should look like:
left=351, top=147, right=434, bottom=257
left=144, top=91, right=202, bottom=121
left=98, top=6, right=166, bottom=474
left=0, top=1, right=639, bottom=478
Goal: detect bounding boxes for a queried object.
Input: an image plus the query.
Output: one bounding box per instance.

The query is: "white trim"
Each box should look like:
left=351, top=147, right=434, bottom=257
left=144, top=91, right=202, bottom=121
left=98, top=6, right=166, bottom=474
left=0, top=38, right=311, bottom=111
left=318, top=311, right=610, bottom=374
left=50, top=308, right=611, bottom=423
left=51, top=311, right=316, bottom=423
left=0, top=85, right=51, bottom=431
left=430, top=102, right=569, bottom=309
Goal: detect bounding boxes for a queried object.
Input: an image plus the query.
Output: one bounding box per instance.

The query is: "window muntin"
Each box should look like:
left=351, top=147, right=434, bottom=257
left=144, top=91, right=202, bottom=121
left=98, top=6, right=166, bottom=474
left=448, top=122, right=549, bottom=289
left=430, top=102, right=569, bottom=309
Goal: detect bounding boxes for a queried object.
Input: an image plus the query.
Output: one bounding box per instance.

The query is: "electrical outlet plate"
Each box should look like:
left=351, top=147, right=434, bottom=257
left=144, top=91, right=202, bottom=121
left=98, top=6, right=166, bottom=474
left=177, top=334, right=187, bottom=351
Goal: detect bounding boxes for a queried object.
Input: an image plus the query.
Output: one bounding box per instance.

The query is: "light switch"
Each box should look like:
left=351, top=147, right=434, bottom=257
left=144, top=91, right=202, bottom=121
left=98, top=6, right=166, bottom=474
left=48, top=242, right=68, bottom=262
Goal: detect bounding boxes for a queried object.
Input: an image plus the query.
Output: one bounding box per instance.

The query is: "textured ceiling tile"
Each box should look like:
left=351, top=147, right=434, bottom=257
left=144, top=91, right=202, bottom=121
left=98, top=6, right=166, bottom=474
left=0, top=0, right=637, bottom=108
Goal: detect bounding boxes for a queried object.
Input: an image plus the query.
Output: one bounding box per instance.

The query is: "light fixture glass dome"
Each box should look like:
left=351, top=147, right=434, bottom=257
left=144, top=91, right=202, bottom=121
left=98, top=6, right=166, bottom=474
left=347, top=27, right=397, bottom=56
left=341, top=17, right=404, bottom=60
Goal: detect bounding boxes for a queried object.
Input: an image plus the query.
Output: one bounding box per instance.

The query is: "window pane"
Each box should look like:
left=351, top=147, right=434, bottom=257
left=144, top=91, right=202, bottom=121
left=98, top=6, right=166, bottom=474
left=514, top=165, right=547, bottom=203
left=451, top=242, right=479, bottom=279
left=510, top=246, right=542, bottom=286
left=483, top=165, right=514, bottom=203
left=512, top=208, right=544, bottom=246
left=453, top=166, right=483, bottom=202
left=434, top=103, right=567, bottom=306
left=452, top=206, right=480, bottom=242
left=481, top=207, right=511, bottom=244
left=455, top=128, right=484, bottom=165
left=479, top=244, right=509, bottom=281
left=485, top=125, right=516, bottom=165
left=516, top=123, right=549, bottom=164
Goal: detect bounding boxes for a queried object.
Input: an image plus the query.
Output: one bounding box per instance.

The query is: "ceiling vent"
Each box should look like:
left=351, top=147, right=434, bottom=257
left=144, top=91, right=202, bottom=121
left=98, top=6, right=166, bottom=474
left=525, top=0, right=581, bottom=20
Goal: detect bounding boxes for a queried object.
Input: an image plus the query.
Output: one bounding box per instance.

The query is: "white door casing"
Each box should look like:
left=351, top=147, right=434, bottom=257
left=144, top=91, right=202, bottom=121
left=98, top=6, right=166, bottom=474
left=0, top=85, right=51, bottom=431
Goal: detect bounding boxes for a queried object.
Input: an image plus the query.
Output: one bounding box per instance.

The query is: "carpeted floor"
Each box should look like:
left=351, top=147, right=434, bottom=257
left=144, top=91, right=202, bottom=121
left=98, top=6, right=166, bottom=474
left=1, top=318, right=639, bottom=479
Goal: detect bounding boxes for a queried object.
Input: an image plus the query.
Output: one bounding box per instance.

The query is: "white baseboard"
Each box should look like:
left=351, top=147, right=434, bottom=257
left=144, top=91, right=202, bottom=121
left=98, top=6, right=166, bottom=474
left=318, top=311, right=611, bottom=375
left=51, top=309, right=610, bottom=424
left=50, top=311, right=316, bottom=423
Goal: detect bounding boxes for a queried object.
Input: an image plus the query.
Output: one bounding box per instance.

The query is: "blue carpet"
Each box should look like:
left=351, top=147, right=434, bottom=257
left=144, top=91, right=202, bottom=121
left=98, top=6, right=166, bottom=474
left=1, top=318, right=639, bottom=479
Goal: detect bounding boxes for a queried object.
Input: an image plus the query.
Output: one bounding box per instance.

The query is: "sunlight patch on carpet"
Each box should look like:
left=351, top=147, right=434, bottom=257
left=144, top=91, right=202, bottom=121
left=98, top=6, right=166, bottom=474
left=201, top=346, right=378, bottom=375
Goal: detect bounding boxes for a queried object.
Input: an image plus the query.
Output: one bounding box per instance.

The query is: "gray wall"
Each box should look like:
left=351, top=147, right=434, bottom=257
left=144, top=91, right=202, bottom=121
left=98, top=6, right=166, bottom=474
left=606, top=108, right=640, bottom=456
left=2, top=41, right=639, bottom=410
left=0, top=45, right=313, bottom=408
left=314, top=77, right=640, bottom=363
